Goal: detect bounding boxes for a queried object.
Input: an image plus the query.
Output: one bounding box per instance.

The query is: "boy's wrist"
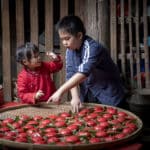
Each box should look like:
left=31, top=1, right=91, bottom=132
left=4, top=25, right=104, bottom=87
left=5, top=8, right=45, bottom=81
left=57, top=87, right=64, bottom=97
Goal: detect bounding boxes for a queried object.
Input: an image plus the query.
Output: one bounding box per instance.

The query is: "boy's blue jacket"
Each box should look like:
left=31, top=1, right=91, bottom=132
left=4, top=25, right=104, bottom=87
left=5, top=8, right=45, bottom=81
left=66, top=36, right=125, bottom=106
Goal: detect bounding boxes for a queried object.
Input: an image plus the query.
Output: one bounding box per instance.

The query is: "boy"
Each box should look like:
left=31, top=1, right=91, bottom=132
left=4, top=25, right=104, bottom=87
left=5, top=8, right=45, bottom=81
left=47, top=15, right=125, bottom=112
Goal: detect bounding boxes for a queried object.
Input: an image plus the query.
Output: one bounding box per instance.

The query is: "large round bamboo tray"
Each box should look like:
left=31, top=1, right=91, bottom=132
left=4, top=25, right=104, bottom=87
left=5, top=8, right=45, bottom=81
left=0, top=102, right=143, bottom=150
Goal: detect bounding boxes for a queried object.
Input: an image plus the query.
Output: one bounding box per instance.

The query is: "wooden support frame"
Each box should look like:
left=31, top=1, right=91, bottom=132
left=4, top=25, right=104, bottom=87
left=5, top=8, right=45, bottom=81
left=110, top=0, right=150, bottom=93
left=143, top=0, right=150, bottom=88
left=128, top=0, right=134, bottom=88
left=30, top=0, right=38, bottom=45
left=45, top=0, right=53, bottom=52
left=16, top=0, right=24, bottom=73
left=110, top=0, right=117, bottom=63
left=1, top=0, right=12, bottom=101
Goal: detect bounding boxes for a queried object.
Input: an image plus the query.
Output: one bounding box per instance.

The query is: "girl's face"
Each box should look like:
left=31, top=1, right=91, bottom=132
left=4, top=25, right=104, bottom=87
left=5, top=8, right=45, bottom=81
left=58, top=30, right=83, bottom=50
left=23, top=52, right=42, bottom=70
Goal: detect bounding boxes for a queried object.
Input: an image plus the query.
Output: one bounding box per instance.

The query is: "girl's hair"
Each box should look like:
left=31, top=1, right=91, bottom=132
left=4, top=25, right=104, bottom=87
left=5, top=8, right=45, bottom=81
left=16, top=42, right=39, bottom=63
left=56, top=15, right=86, bottom=36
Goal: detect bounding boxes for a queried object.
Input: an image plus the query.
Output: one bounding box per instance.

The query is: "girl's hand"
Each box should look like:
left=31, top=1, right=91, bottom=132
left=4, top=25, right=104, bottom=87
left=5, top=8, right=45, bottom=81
left=46, top=52, right=59, bottom=61
left=70, top=98, right=83, bottom=113
left=35, top=90, right=44, bottom=100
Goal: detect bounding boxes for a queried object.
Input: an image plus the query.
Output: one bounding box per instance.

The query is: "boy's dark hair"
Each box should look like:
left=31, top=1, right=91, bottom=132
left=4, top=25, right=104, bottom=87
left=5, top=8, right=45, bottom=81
left=56, top=15, right=86, bottom=36
left=16, top=42, right=39, bottom=63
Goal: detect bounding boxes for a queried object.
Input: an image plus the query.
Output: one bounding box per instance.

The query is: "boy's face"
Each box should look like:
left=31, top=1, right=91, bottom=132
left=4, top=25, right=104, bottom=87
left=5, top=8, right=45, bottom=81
left=58, top=30, right=83, bottom=50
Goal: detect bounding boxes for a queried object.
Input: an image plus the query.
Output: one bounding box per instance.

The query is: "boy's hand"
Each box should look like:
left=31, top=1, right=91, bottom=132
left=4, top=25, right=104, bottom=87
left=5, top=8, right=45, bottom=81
left=47, top=91, right=61, bottom=103
left=70, top=98, right=83, bottom=113
left=35, top=90, right=44, bottom=100
left=46, top=52, right=59, bottom=61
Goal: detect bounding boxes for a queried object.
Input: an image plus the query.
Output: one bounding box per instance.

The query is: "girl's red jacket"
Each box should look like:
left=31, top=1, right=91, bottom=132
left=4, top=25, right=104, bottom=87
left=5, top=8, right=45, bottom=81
left=17, top=58, right=63, bottom=104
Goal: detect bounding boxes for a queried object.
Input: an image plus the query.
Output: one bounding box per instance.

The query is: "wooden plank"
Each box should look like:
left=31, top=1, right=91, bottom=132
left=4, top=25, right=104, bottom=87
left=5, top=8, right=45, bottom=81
left=119, top=52, right=145, bottom=60
left=60, top=0, right=68, bottom=18
left=110, top=0, right=117, bottom=63
left=75, top=0, right=86, bottom=23
left=60, top=0, right=68, bottom=84
left=30, top=0, right=38, bottom=45
left=136, top=89, right=150, bottom=95
left=128, top=0, right=134, bottom=88
left=135, top=0, right=142, bottom=89
left=120, top=0, right=126, bottom=76
left=16, top=0, right=24, bottom=47
left=97, top=0, right=109, bottom=49
left=74, top=0, right=80, bottom=16
left=143, top=0, right=150, bottom=88
left=86, top=0, right=98, bottom=40
left=16, top=0, right=24, bottom=73
left=45, top=0, right=55, bottom=85
left=59, top=0, right=68, bottom=101
left=1, top=0, right=12, bottom=101
left=45, top=0, right=53, bottom=53
left=60, top=0, right=68, bottom=82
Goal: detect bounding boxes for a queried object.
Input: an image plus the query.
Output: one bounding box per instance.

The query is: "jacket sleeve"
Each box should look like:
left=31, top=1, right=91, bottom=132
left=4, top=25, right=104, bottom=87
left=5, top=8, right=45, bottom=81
left=17, top=72, right=36, bottom=104
left=46, top=55, right=63, bottom=73
left=78, top=41, right=102, bottom=76
left=66, top=50, right=75, bottom=80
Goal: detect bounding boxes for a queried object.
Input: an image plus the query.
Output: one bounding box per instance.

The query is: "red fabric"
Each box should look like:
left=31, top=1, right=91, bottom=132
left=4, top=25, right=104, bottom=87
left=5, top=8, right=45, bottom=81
left=0, top=102, right=28, bottom=110
left=17, top=59, right=63, bottom=104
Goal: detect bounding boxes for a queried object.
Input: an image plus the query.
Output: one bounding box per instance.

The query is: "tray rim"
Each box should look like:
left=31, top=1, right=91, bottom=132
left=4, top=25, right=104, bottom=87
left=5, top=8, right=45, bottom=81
left=0, top=102, right=143, bottom=150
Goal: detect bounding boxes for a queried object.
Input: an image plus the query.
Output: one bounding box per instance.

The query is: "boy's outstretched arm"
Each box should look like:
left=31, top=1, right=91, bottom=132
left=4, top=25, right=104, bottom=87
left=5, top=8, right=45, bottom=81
left=47, top=72, right=87, bottom=103
left=70, top=86, right=83, bottom=113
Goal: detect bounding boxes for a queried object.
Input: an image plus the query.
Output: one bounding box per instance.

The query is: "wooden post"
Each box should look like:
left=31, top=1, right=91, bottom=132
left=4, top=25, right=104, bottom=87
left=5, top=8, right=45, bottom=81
left=110, top=0, right=117, bottom=63
left=30, top=0, right=38, bottom=46
left=45, top=0, right=53, bottom=53
left=143, top=0, right=150, bottom=88
left=59, top=0, right=68, bottom=101
left=97, top=0, right=109, bottom=49
left=86, top=0, right=98, bottom=40
left=1, top=0, right=12, bottom=101
left=128, top=0, right=134, bottom=88
left=45, top=0, right=54, bottom=84
left=135, top=0, right=142, bottom=89
left=16, top=0, right=24, bottom=73
left=75, top=0, right=86, bottom=23
left=120, top=0, right=126, bottom=77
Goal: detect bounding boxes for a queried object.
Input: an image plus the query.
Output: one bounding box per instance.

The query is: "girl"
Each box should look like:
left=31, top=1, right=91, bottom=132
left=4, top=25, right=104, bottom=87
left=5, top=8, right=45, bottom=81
left=16, top=42, right=63, bottom=104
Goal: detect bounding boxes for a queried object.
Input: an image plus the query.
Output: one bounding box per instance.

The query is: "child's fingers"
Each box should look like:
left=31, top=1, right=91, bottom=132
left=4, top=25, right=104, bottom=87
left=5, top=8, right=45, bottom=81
left=38, top=90, right=44, bottom=97
left=71, top=105, right=78, bottom=113
left=38, top=90, right=44, bottom=94
left=46, top=52, right=51, bottom=55
left=50, top=53, right=57, bottom=58
left=47, top=97, right=52, bottom=103
left=46, top=52, right=58, bottom=60
left=40, top=93, right=44, bottom=97
left=39, top=91, right=44, bottom=94
left=79, top=103, right=83, bottom=108
left=71, top=103, right=79, bottom=113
